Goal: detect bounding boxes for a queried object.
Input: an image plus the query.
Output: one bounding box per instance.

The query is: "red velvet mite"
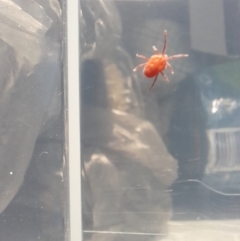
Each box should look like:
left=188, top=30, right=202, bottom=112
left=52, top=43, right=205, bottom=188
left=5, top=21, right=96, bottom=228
left=133, top=30, right=189, bottom=91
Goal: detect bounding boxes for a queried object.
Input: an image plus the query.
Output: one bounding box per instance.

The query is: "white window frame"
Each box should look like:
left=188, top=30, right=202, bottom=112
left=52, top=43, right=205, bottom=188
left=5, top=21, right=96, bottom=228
left=66, top=1, right=82, bottom=241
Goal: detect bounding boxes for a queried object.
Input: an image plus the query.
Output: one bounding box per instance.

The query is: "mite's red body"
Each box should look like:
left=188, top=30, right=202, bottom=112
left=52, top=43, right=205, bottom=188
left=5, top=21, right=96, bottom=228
left=144, top=55, right=167, bottom=78
left=133, top=30, right=189, bottom=91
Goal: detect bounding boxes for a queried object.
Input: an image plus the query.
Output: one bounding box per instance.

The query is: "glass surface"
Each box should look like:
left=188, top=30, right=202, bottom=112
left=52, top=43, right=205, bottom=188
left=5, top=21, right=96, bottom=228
left=81, top=0, right=240, bottom=241
left=0, top=1, right=64, bottom=240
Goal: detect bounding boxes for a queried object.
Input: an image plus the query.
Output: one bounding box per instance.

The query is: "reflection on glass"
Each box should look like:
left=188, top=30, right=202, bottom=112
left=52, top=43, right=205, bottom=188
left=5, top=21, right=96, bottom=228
left=81, top=0, right=240, bottom=241
left=0, top=1, right=64, bottom=240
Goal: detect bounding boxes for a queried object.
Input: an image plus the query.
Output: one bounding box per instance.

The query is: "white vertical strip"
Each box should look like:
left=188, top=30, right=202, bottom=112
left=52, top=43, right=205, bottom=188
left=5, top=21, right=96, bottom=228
left=189, top=0, right=227, bottom=56
left=67, top=0, right=81, bottom=241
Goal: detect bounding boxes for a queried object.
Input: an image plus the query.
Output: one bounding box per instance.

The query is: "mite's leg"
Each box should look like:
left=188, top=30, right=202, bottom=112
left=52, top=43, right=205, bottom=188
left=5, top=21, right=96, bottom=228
left=166, top=62, right=174, bottom=74
left=149, top=74, right=159, bottom=91
left=162, top=30, right=167, bottom=54
left=136, top=54, right=149, bottom=61
left=167, top=54, right=189, bottom=60
left=133, top=63, right=146, bottom=72
left=161, top=72, right=169, bottom=82
left=152, top=46, right=159, bottom=55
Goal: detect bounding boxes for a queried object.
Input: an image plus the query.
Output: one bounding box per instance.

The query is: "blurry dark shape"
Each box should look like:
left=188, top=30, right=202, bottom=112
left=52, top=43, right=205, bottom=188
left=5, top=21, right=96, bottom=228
left=169, top=77, right=207, bottom=181
left=80, top=0, right=143, bottom=116
left=169, top=61, right=240, bottom=220
left=81, top=59, right=109, bottom=109
left=80, top=1, right=178, bottom=241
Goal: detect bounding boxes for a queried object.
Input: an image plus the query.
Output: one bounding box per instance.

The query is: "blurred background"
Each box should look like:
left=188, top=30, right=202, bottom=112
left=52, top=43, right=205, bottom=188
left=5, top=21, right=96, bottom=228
left=0, top=0, right=240, bottom=241
left=81, top=0, right=240, bottom=241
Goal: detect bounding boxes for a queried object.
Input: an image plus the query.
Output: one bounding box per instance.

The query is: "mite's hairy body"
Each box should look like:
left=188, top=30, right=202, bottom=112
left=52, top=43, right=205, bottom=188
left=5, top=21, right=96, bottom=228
left=144, top=55, right=167, bottom=78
